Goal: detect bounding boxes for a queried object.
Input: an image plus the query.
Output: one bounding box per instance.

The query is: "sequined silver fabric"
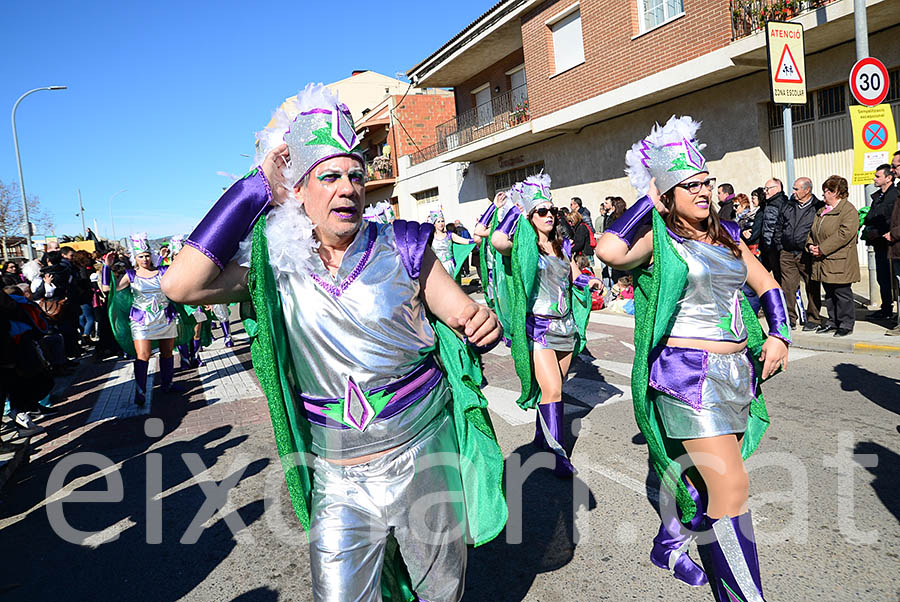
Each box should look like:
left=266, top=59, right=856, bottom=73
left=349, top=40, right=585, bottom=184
left=654, top=350, right=754, bottom=439
left=667, top=239, right=748, bottom=343
left=129, top=272, right=177, bottom=341
left=529, top=254, right=575, bottom=351
left=309, top=410, right=466, bottom=602
left=711, top=515, right=765, bottom=602
left=431, top=233, right=454, bottom=274
left=277, top=223, right=447, bottom=459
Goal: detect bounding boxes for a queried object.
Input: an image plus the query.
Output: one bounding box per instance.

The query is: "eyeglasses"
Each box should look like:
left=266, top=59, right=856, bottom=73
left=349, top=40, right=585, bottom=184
left=675, top=178, right=717, bottom=194
left=534, top=207, right=558, bottom=217
left=764, top=185, right=778, bottom=191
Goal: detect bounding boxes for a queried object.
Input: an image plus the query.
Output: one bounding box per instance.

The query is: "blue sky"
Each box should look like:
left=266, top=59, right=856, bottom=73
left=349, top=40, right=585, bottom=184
left=1, top=1, right=485, bottom=240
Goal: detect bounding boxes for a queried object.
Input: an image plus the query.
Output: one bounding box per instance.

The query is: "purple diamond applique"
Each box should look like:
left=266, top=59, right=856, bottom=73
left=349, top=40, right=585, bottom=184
left=343, top=376, right=375, bottom=431
left=332, top=107, right=358, bottom=151
left=684, top=137, right=705, bottom=170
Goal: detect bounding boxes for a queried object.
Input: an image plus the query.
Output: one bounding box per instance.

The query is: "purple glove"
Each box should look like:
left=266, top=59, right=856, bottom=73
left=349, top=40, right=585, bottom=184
left=186, top=167, right=273, bottom=270
left=495, top=206, right=521, bottom=237
left=760, top=288, right=792, bottom=345
left=605, top=195, right=654, bottom=248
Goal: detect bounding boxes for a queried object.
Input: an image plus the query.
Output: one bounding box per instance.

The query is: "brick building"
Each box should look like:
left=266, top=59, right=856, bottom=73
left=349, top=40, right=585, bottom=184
left=399, top=0, right=900, bottom=270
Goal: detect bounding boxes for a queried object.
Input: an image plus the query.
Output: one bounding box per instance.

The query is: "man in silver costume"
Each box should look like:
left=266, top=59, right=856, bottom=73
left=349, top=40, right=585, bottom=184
left=162, top=84, right=504, bottom=602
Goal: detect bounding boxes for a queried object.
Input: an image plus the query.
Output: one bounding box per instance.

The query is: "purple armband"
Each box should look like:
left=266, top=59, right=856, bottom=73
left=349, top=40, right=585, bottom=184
left=476, top=204, right=497, bottom=228
left=185, top=167, right=273, bottom=270
left=572, top=273, right=592, bottom=290
left=100, top=264, right=112, bottom=287
left=760, top=288, right=792, bottom=345
left=605, top=195, right=654, bottom=248
left=495, top=206, right=521, bottom=237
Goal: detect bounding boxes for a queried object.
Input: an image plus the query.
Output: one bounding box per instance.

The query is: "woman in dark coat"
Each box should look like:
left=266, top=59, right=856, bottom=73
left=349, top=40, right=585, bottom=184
left=807, top=175, right=860, bottom=337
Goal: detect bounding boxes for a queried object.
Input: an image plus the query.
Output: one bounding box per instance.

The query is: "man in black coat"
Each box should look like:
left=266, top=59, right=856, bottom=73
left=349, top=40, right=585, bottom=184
left=774, top=177, right=824, bottom=330
left=865, top=164, right=898, bottom=319
left=761, top=178, right=787, bottom=283
left=717, top=183, right=736, bottom=221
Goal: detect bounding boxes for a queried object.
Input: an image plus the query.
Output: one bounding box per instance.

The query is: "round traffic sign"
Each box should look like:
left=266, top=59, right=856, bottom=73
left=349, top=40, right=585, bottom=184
left=850, top=57, right=890, bottom=106
left=862, top=120, right=888, bottom=150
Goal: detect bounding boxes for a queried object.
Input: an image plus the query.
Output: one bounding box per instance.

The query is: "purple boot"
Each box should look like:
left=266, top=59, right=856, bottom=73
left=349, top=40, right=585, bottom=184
left=221, top=321, right=233, bottom=348
left=536, top=401, right=574, bottom=478
left=191, top=338, right=205, bottom=367
left=158, top=355, right=185, bottom=394
left=134, top=359, right=149, bottom=406
left=178, top=344, right=191, bottom=370
left=703, top=511, right=765, bottom=602
left=649, top=477, right=708, bottom=587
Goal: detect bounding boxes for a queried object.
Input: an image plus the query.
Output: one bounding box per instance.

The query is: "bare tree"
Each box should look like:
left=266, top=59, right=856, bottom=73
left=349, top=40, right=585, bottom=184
left=0, top=179, right=53, bottom=260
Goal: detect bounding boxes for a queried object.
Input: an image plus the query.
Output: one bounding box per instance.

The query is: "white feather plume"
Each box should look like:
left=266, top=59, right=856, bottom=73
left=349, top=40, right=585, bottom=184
left=624, top=115, right=705, bottom=196
left=261, top=201, right=319, bottom=279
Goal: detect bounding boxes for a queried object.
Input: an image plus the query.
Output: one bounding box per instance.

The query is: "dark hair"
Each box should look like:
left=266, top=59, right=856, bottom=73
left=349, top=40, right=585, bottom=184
left=45, top=251, right=62, bottom=266
left=72, top=249, right=94, bottom=269
left=718, top=183, right=734, bottom=195
left=661, top=189, right=742, bottom=258
left=612, top=198, right=626, bottom=220
left=60, top=246, right=75, bottom=255
left=751, top=186, right=766, bottom=206
left=526, top=207, right=564, bottom=258
left=875, top=164, right=892, bottom=176
left=822, top=175, right=849, bottom=200
left=570, top=197, right=583, bottom=208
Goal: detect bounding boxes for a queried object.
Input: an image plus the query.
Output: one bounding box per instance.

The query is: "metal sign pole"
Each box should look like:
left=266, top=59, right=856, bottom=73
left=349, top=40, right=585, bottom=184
left=783, top=105, right=795, bottom=191
left=854, top=0, right=877, bottom=308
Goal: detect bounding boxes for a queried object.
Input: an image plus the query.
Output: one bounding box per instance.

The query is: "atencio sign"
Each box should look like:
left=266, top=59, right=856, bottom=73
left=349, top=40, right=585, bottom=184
left=766, top=21, right=806, bottom=105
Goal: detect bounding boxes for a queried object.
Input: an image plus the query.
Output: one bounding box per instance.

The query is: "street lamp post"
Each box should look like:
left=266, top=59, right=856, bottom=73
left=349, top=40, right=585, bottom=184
left=108, top=189, right=126, bottom=243
left=11, top=85, right=67, bottom=260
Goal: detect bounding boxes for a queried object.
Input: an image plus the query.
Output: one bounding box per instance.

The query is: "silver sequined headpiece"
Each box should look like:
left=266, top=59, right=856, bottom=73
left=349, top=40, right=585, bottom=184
left=129, top=232, right=155, bottom=267
left=255, top=83, right=364, bottom=187
left=427, top=210, right=444, bottom=224
left=520, top=173, right=552, bottom=213
left=625, top=115, right=707, bottom=196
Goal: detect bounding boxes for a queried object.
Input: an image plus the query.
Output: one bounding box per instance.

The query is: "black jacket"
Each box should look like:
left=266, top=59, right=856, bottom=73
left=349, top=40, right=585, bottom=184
left=718, top=197, right=736, bottom=221
left=762, top=191, right=788, bottom=247
left=864, top=184, right=897, bottom=250
left=571, top=222, right=593, bottom=257
left=775, top=194, right=824, bottom=253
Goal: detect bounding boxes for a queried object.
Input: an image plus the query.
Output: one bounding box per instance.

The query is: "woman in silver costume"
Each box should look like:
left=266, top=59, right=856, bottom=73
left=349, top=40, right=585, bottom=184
left=491, top=174, right=599, bottom=477
left=596, top=116, right=790, bottom=601
left=428, top=210, right=475, bottom=277
left=110, top=234, right=181, bottom=405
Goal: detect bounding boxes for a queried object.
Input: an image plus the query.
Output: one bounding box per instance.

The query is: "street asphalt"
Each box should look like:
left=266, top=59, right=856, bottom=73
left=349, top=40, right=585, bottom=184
left=1, top=313, right=898, bottom=601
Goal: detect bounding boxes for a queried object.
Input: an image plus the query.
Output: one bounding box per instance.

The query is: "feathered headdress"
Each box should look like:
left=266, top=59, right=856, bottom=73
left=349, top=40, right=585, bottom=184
left=363, top=201, right=395, bottom=223
left=520, top=173, right=552, bottom=213
left=625, top=115, right=707, bottom=196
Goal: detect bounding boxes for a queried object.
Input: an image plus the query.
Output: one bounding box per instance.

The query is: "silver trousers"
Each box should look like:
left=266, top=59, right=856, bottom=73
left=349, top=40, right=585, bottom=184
left=309, top=411, right=467, bottom=602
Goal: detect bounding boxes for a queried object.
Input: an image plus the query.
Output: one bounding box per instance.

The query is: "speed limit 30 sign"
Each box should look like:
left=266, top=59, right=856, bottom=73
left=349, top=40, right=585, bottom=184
left=850, top=57, right=890, bottom=107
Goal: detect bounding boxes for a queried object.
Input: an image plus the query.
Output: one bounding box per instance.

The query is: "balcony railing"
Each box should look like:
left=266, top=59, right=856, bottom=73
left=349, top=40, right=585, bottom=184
left=366, top=155, right=395, bottom=181
left=410, top=85, right=529, bottom=166
left=730, top=0, right=836, bottom=40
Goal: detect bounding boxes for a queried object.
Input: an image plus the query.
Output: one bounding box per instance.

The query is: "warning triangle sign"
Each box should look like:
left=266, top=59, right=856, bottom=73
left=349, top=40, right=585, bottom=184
left=774, top=45, right=803, bottom=83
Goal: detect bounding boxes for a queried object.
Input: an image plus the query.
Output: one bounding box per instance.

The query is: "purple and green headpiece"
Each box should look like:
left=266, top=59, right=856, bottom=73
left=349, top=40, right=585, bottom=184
left=255, top=83, right=365, bottom=188
left=519, top=173, right=552, bottom=213
left=427, top=210, right=444, bottom=224
left=625, top=115, right=707, bottom=196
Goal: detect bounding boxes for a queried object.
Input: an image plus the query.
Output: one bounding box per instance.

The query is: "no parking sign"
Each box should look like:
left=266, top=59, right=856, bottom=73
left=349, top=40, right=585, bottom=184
left=850, top=104, right=897, bottom=185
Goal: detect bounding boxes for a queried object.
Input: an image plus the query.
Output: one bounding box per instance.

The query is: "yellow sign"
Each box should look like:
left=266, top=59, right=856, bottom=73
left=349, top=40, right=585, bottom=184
left=850, top=104, right=897, bottom=185
left=766, top=21, right=806, bottom=104
left=66, top=240, right=97, bottom=253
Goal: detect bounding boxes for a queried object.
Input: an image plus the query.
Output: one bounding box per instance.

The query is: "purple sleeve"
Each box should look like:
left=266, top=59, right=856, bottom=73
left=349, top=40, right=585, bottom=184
left=572, top=273, right=592, bottom=290
left=125, top=269, right=136, bottom=283
left=759, top=288, right=792, bottom=345
left=477, top=204, right=498, bottom=227
left=605, top=195, right=654, bottom=248
left=495, top=206, right=521, bottom=237
left=562, top=238, right=573, bottom=258
left=186, top=167, right=273, bottom=270
left=100, top=264, right=112, bottom=286
left=393, top=220, right=435, bottom=280
left=720, top=220, right=741, bottom=243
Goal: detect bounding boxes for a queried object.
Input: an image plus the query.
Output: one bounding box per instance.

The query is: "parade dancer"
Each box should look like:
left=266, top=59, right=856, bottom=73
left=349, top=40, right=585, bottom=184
left=475, top=189, right=520, bottom=341
left=166, top=235, right=197, bottom=369
left=490, top=174, right=597, bottom=477
left=103, top=234, right=193, bottom=405
left=211, top=303, right=234, bottom=347
left=428, top=210, right=476, bottom=280
left=162, top=83, right=507, bottom=602
left=596, top=116, right=790, bottom=600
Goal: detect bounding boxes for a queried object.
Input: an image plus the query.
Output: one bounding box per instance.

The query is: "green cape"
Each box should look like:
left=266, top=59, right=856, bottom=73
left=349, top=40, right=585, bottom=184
left=631, top=211, right=771, bottom=523
left=505, top=215, right=592, bottom=410
left=450, top=239, right=477, bottom=281
left=242, top=217, right=507, bottom=601
left=107, top=274, right=197, bottom=357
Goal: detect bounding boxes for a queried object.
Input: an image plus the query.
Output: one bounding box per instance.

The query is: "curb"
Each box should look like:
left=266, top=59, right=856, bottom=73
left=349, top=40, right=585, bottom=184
left=852, top=342, right=900, bottom=357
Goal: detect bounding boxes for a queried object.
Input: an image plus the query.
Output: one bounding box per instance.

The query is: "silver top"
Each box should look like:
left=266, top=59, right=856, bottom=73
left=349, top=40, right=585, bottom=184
left=431, top=232, right=453, bottom=272
left=276, top=222, right=446, bottom=458
left=667, top=238, right=748, bottom=342
left=130, top=270, right=170, bottom=317
left=529, top=253, right=571, bottom=318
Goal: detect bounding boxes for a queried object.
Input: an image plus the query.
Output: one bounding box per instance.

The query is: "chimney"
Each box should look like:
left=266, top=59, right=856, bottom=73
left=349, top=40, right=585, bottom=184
left=352, top=70, right=367, bottom=76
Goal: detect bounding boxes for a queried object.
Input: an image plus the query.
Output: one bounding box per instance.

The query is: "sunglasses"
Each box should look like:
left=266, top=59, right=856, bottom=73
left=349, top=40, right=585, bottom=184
left=675, top=178, right=717, bottom=194
left=534, top=207, right=558, bottom=217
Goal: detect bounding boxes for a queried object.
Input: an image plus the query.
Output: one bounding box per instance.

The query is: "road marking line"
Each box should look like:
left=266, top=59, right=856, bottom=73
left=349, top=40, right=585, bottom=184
left=580, top=460, right=659, bottom=504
